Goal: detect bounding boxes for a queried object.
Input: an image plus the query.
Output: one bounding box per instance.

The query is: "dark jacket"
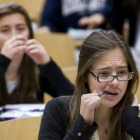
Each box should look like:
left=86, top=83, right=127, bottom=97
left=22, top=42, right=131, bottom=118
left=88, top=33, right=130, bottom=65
left=39, top=97, right=98, bottom=140
left=122, top=106, right=140, bottom=140
left=0, top=54, right=74, bottom=105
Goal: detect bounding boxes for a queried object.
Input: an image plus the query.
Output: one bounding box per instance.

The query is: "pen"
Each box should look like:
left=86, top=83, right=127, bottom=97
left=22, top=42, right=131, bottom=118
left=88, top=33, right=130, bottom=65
left=98, top=91, right=107, bottom=97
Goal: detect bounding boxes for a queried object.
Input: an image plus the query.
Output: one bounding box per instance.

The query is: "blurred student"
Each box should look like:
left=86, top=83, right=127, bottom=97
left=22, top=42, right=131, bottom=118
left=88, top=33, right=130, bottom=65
left=38, top=0, right=114, bottom=33
left=0, top=3, right=74, bottom=106
left=112, top=0, right=140, bottom=47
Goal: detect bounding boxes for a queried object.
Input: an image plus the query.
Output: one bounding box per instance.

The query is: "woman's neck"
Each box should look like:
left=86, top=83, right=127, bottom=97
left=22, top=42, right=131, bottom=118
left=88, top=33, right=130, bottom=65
left=5, top=56, right=23, bottom=81
left=95, top=105, right=112, bottom=124
left=94, top=105, right=113, bottom=139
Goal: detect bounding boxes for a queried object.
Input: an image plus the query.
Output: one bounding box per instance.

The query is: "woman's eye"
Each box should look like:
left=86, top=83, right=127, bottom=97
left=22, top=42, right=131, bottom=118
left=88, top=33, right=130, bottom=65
left=0, top=29, right=8, bottom=33
left=118, top=71, right=127, bottom=74
left=99, top=72, right=109, bottom=75
left=18, top=27, right=25, bottom=32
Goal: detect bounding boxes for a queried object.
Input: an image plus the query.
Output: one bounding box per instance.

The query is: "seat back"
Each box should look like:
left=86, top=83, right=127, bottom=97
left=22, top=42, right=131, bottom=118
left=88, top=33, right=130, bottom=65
left=62, top=66, right=77, bottom=85
left=0, top=116, right=42, bottom=140
left=44, top=93, right=53, bottom=104
left=35, top=32, right=77, bottom=68
left=0, top=0, right=45, bottom=23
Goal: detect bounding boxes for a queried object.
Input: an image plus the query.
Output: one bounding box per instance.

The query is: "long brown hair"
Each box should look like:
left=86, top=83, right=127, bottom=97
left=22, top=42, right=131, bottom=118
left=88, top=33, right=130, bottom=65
left=69, top=30, right=139, bottom=140
left=0, top=3, right=39, bottom=106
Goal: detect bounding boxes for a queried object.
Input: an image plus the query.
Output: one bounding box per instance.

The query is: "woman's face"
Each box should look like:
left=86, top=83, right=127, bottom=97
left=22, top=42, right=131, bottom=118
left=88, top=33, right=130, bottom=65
left=88, top=48, right=129, bottom=107
left=0, top=13, right=29, bottom=49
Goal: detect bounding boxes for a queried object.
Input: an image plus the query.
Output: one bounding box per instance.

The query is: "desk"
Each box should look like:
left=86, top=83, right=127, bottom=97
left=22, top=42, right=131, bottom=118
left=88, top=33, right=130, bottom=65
left=0, top=116, right=41, bottom=140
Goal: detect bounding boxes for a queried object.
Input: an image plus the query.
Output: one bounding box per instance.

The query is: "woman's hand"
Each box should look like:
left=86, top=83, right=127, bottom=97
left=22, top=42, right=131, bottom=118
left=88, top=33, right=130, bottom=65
left=1, top=35, right=26, bottom=59
left=80, top=91, right=101, bottom=125
left=78, top=13, right=105, bottom=29
left=25, top=39, right=50, bottom=65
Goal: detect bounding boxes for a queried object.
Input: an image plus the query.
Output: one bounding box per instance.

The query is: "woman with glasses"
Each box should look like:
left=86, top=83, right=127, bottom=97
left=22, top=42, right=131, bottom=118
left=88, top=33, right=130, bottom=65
left=0, top=3, right=74, bottom=106
left=39, top=30, right=139, bottom=140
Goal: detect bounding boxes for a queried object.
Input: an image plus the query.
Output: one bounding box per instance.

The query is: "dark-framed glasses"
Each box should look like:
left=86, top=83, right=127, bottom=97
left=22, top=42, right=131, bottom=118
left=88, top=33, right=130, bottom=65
left=88, top=71, right=134, bottom=83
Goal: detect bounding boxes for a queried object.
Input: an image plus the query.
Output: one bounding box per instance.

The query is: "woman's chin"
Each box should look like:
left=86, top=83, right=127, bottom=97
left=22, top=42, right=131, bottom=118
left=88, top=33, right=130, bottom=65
left=102, top=100, right=119, bottom=108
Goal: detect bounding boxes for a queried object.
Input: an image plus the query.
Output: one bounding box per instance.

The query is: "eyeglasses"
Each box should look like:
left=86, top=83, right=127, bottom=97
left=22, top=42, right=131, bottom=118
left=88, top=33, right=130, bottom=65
left=88, top=71, right=134, bottom=83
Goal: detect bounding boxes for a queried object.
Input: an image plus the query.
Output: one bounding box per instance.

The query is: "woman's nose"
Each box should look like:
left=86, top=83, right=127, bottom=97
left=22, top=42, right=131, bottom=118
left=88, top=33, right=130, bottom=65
left=11, top=30, right=18, bottom=37
left=109, top=77, right=119, bottom=87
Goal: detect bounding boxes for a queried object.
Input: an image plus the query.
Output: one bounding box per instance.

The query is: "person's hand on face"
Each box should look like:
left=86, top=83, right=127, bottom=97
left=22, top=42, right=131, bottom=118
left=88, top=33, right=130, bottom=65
left=25, top=39, right=50, bottom=65
left=78, top=13, right=105, bottom=29
left=1, top=35, right=26, bottom=59
left=80, top=91, right=101, bottom=125
left=0, top=31, right=51, bottom=65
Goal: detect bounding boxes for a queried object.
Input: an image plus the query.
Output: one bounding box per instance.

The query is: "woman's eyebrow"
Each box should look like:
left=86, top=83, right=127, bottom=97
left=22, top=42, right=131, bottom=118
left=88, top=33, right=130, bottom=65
left=94, top=66, right=128, bottom=71
left=16, top=23, right=26, bottom=26
left=95, top=67, right=110, bottom=70
left=94, top=67, right=112, bottom=71
left=0, top=25, right=9, bottom=28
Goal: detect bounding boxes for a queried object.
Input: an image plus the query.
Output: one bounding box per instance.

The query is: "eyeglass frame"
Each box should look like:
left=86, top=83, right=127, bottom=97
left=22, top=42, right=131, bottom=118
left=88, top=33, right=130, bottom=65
left=88, top=71, right=134, bottom=83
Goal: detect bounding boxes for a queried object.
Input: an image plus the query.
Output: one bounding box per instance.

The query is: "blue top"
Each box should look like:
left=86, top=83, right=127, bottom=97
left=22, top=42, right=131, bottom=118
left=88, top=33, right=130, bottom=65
left=40, top=0, right=114, bottom=32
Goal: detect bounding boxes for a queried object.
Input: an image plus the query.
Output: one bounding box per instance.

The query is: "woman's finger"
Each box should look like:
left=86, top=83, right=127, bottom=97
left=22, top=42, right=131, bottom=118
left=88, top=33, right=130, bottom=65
left=26, top=39, right=38, bottom=46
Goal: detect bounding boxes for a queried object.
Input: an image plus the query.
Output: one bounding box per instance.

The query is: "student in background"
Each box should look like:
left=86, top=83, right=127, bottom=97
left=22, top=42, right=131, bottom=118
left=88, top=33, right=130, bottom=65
left=112, top=0, right=140, bottom=47
left=38, top=0, right=114, bottom=33
left=39, top=30, right=139, bottom=140
left=0, top=3, right=74, bottom=106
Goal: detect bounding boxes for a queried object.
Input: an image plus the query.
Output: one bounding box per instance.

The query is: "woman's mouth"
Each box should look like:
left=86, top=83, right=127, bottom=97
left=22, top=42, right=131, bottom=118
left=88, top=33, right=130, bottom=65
left=106, top=91, right=118, bottom=97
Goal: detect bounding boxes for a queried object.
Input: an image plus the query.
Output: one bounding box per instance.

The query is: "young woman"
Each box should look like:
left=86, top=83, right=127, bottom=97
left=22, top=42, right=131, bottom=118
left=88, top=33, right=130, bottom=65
left=0, top=3, right=74, bottom=106
left=39, top=30, right=139, bottom=140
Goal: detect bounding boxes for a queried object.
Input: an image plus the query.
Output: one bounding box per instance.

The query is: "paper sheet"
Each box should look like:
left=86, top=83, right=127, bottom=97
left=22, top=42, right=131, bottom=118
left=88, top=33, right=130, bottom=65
left=0, top=104, right=46, bottom=119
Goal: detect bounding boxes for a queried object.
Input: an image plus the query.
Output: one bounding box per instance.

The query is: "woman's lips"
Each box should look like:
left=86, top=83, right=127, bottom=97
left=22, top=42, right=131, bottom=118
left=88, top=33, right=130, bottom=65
left=106, top=91, right=118, bottom=98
